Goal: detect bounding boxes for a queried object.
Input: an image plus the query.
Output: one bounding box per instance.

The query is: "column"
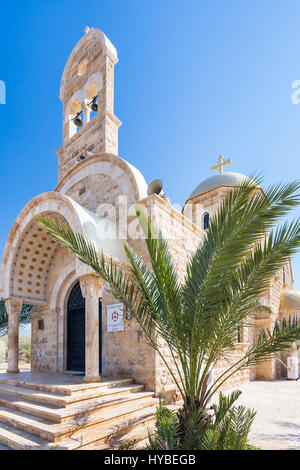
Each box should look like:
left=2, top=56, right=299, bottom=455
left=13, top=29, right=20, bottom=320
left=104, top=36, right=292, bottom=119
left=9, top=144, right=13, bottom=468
left=5, top=298, right=23, bottom=373
left=82, top=101, right=90, bottom=126
left=79, top=274, right=105, bottom=383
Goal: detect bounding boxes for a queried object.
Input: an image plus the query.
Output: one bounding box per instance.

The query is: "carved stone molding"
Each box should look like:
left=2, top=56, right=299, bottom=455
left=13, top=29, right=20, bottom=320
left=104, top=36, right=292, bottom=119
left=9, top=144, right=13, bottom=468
left=4, top=298, right=23, bottom=317
left=79, top=274, right=105, bottom=299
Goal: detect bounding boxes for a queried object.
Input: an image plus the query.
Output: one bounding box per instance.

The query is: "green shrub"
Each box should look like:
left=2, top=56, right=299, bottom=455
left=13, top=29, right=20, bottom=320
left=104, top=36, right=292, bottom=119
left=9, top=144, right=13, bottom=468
left=0, top=337, right=7, bottom=363
left=147, top=399, right=180, bottom=450
left=19, top=335, right=31, bottom=363
left=147, top=391, right=256, bottom=450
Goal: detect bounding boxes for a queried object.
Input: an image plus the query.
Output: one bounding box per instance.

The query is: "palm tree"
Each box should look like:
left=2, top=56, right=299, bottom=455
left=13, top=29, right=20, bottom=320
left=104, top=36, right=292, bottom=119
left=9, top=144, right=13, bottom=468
left=37, top=177, right=300, bottom=439
left=0, top=302, right=31, bottom=338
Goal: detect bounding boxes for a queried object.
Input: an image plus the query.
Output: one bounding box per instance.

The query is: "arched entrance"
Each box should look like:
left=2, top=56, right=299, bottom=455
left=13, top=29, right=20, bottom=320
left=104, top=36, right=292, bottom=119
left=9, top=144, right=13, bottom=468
left=67, top=281, right=102, bottom=374
left=67, top=282, right=85, bottom=372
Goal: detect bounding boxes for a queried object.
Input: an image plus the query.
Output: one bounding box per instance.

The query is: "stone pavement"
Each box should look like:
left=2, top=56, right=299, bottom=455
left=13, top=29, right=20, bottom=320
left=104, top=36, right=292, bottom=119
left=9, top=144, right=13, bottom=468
left=227, top=379, right=300, bottom=450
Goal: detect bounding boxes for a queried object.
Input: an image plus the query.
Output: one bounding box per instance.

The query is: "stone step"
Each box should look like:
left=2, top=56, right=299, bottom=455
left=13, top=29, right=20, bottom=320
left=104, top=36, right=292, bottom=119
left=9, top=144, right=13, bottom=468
left=51, top=405, right=158, bottom=450
left=135, top=434, right=153, bottom=450
left=0, top=389, right=155, bottom=423
left=0, top=376, right=134, bottom=396
left=0, top=403, right=157, bottom=450
left=0, top=383, right=144, bottom=408
left=97, top=421, right=156, bottom=450
left=0, top=397, right=159, bottom=442
left=100, top=404, right=179, bottom=450
left=0, top=407, right=57, bottom=442
left=0, top=421, right=47, bottom=450
left=57, top=391, right=155, bottom=423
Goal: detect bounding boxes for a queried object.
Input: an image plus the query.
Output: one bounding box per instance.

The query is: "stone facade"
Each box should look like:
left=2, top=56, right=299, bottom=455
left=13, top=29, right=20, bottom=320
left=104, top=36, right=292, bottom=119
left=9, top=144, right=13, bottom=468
left=1, top=28, right=300, bottom=404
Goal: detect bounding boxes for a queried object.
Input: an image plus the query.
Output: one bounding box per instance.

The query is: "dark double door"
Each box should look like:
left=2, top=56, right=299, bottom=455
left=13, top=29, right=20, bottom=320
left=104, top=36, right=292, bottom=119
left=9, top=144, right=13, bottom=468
left=67, top=282, right=102, bottom=373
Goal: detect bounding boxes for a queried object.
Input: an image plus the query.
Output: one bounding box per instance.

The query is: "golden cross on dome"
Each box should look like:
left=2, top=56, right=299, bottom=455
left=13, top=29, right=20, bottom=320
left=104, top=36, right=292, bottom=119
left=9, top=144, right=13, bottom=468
left=211, top=155, right=232, bottom=174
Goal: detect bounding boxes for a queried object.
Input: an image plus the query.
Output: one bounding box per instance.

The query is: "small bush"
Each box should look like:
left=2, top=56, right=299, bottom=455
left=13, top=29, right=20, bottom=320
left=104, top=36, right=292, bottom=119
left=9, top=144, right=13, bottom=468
left=147, top=399, right=180, bottom=450
left=19, top=335, right=31, bottom=363
left=147, top=391, right=256, bottom=450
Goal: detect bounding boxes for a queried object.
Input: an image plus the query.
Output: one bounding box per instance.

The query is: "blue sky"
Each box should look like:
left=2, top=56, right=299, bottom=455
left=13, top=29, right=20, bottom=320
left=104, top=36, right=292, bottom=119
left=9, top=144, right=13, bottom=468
left=1, top=0, right=300, bottom=287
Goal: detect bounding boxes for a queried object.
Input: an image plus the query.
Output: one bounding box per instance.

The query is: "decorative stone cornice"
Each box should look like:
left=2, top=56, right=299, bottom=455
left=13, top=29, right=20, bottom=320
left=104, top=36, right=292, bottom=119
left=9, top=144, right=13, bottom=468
left=4, top=298, right=23, bottom=316
left=79, top=274, right=105, bottom=299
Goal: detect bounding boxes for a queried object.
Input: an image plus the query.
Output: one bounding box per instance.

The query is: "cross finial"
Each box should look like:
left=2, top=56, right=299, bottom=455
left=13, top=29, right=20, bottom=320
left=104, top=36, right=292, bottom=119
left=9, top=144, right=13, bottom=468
left=211, top=155, right=232, bottom=174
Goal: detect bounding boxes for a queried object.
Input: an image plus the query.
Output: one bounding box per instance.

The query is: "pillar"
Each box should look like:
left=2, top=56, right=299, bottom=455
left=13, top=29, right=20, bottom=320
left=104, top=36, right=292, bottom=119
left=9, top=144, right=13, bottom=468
left=82, top=101, right=90, bottom=125
left=5, top=298, right=23, bottom=373
left=79, top=274, right=105, bottom=382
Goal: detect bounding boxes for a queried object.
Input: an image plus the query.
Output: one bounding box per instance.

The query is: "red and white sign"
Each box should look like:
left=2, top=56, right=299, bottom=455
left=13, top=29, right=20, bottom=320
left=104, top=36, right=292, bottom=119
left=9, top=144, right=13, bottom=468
left=107, top=304, right=124, bottom=332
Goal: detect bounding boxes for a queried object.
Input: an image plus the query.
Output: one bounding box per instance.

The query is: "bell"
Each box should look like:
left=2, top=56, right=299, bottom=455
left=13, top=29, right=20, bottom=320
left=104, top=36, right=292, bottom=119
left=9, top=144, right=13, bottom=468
left=91, top=102, right=98, bottom=112
left=74, top=113, right=83, bottom=127
left=91, top=97, right=98, bottom=113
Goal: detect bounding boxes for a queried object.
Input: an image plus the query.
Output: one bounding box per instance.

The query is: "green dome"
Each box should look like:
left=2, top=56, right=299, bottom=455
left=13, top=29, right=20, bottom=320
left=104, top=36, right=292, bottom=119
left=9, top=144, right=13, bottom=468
left=188, top=172, right=251, bottom=200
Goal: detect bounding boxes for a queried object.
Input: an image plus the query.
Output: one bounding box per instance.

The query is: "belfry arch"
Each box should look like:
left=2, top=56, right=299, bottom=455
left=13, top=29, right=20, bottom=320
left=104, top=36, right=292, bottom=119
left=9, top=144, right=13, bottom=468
left=57, top=27, right=121, bottom=182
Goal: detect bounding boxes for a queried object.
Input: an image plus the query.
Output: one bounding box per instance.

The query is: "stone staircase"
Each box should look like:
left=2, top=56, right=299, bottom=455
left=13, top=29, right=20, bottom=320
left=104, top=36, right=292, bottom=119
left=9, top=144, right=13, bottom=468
left=0, top=375, right=159, bottom=450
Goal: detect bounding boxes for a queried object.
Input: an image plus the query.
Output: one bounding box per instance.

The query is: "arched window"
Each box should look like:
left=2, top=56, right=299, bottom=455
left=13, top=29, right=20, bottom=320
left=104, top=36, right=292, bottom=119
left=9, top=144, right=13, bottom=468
left=203, top=212, right=209, bottom=230
left=86, top=82, right=99, bottom=123
left=69, top=98, right=83, bottom=138
left=283, top=267, right=286, bottom=285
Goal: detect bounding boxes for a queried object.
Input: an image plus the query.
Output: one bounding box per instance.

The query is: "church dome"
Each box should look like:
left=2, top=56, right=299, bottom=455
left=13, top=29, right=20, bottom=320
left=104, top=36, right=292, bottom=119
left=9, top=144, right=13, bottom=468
left=188, top=172, right=251, bottom=200
left=281, top=290, right=300, bottom=310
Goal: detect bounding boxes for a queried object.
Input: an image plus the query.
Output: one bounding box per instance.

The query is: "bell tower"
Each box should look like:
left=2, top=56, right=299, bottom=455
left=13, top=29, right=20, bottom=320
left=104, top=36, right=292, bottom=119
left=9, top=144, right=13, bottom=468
left=56, top=27, right=122, bottom=182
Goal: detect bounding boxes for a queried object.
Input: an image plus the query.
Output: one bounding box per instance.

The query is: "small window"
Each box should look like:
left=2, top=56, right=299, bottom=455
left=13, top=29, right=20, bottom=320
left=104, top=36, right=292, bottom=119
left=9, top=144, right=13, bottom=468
left=86, top=82, right=99, bottom=122
left=69, top=98, right=83, bottom=138
left=38, top=319, right=44, bottom=330
left=203, top=213, right=209, bottom=230
left=283, top=267, right=286, bottom=285
left=78, top=58, right=88, bottom=76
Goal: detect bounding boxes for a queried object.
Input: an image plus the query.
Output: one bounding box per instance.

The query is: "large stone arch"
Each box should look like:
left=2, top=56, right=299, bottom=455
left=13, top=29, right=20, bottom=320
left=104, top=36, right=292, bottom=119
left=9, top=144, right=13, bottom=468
left=55, top=153, right=148, bottom=210
left=0, top=193, right=85, bottom=304
left=0, top=191, right=126, bottom=305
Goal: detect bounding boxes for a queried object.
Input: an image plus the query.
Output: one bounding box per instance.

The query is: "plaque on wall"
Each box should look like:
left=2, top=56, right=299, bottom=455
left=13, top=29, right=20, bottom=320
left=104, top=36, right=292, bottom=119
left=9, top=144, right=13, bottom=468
left=107, top=303, right=124, bottom=332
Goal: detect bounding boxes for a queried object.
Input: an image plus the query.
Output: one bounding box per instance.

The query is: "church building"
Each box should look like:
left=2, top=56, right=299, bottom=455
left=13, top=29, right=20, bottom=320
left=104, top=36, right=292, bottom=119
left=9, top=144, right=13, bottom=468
left=0, top=27, right=300, bottom=405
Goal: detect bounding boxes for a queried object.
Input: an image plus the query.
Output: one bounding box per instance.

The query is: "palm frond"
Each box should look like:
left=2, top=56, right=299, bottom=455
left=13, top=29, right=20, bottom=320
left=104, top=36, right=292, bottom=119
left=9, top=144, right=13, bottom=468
left=36, top=178, right=300, bottom=413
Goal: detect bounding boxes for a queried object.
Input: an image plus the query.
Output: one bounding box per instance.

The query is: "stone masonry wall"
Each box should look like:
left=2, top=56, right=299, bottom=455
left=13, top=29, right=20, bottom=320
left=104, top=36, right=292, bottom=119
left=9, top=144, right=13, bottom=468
left=127, top=195, right=251, bottom=401
left=31, top=307, right=58, bottom=372
left=57, top=113, right=119, bottom=182
left=101, top=288, right=156, bottom=390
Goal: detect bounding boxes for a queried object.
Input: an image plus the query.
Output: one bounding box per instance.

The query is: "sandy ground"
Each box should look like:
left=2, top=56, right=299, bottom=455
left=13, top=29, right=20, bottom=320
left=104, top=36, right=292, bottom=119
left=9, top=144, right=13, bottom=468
left=227, top=380, right=300, bottom=450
